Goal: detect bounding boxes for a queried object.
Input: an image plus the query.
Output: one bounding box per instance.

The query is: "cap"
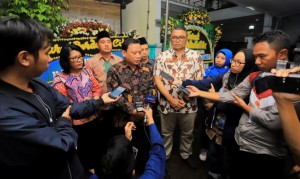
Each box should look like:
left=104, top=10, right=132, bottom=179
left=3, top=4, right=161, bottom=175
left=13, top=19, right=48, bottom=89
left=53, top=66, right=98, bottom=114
left=138, top=37, right=148, bottom=45
left=96, top=30, right=110, bottom=42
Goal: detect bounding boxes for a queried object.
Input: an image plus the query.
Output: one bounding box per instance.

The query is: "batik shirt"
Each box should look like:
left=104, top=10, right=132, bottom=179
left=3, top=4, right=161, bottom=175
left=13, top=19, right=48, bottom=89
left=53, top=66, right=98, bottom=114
left=153, top=48, right=204, bottom=114
left=107, top=60, right=156, bottom=114
left=53, top=67, right=102, bottom=125
left=85, top=53, right=123, bottom=93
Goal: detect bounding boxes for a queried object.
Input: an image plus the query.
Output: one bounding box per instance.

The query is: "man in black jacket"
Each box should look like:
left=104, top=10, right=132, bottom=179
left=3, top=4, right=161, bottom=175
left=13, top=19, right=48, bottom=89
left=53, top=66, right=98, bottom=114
left=0, top=17, right=119, bottom=179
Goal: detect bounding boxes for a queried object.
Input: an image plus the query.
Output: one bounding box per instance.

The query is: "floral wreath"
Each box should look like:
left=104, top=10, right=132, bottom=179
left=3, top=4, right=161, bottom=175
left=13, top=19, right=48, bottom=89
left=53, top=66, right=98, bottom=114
left=53, top=19, right=139, bottom=39
left=161, top=9, right=222, bottom=47
left=181, top=9, right=210, bottom=26
left=160, top=17, right=182, bottom=42
left=53, top=19, right=116, bottom=38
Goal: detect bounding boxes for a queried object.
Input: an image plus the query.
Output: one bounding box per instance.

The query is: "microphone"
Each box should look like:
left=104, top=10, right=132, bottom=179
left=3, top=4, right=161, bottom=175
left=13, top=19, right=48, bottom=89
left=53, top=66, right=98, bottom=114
left=144, top=103, right=150, bottom=123
left=144, top=90, right=156, bottom=123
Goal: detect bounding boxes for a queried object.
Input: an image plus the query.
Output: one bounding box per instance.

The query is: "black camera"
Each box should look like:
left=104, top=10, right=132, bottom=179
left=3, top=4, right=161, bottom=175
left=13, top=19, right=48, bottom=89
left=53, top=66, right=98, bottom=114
left=255, top=60, right=300, bottom=94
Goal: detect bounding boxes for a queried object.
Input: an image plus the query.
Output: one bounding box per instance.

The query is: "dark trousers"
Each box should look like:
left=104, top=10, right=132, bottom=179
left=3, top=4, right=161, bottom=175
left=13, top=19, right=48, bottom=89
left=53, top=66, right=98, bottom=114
left=231, top=150, right=285, bottom=179
left=73, top=119, right=107, bottom=171
left=208, top=139, right=243, bottom=179
left=207, top=140, right=222, bottom=175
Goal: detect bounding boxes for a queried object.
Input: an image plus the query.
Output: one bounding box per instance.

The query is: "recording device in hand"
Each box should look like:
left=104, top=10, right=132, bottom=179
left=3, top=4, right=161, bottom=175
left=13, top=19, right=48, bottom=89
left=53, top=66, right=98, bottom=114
left=109, top=86, right=126, bottom=99
left=175, top=84, right=190, bottom=96
left=144, top=90, right=156, bottom=123
left=136, top=101, right=144, bottom=112
left=160, top=71, right=174, bottom=81
left=255, top=60, right=300, bottom=94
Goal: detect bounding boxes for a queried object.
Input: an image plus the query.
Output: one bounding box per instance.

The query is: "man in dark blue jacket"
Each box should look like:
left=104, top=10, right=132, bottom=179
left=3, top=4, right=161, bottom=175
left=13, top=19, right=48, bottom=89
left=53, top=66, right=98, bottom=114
left=0, top=17, right=119, bottom=179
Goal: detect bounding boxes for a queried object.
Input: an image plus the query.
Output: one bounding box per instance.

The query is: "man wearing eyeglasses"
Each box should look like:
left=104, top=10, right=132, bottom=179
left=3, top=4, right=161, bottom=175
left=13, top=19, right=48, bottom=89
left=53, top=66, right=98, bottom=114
left=153, top=26, right=204, bottom=169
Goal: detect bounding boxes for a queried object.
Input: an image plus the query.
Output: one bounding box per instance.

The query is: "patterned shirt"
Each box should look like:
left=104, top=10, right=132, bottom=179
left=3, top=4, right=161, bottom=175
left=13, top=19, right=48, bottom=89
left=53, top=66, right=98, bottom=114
left=85, top=53, right=123, bottom=93
left=52, top=67, right=102, bottom=125
left=153, top=48, right=204, bottom=114
left=143, top=57, right=155, bottom=71
left=107, top=60, right=155, bottom=115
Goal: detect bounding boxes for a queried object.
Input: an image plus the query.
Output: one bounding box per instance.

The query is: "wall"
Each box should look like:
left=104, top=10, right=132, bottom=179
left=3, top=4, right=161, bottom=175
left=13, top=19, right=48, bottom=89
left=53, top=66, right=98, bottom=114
left=122, top=0, right=162, bottom=56
left=62, top=0, right=121, bottom=33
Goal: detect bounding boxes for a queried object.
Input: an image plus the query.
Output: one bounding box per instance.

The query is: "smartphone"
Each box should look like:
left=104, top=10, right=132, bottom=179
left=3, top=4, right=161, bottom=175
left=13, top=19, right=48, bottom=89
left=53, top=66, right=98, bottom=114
left=160, top=71, right=174, bottom=81
left=175, top=84, right=190, bottom=96
left=109, top=86, right=126, bottom=99
left=135, top=101, right=144, bottom=112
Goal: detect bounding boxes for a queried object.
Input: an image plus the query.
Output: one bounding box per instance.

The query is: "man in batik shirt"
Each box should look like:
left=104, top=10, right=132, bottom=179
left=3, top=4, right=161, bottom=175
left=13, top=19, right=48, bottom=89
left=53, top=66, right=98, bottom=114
left=138, top=37, right=155, bottom=69
left=153, top=26, right=204, bottom=169
left=86, top=30, right=122, bottom=94
left=106, top=38, right=156, bottom=175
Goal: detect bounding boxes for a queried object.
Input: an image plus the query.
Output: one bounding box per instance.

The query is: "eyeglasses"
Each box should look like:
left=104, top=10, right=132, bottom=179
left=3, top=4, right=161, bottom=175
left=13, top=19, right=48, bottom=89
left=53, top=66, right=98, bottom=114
left=230, top=59, right=245, bottom=66
left=170, top=36, right=187, bottom=41
left=69, top=56, right=84, bottom=62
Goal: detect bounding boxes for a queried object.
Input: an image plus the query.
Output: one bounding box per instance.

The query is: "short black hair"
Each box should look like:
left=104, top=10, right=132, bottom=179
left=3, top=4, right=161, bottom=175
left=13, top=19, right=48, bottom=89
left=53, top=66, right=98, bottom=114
left=121, top=38, right=140, bottom=51
left=253, top=30, right=291, bottom=53
left=59, top=44, right=85, bottom=73
left=97, top=135, right=135, bottom=179
left=0, top=16, right=53, bottom=71
left=173, top=26, right=187, bottom=32
left=138, top=37, right=148, bottom=45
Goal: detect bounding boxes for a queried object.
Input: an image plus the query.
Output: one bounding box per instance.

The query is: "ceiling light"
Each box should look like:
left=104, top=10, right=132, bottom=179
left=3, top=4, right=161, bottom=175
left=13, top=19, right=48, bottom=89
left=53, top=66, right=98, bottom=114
left=246, top=6, right=255, bottom=11
left=249, top=25, right=255, bottom=30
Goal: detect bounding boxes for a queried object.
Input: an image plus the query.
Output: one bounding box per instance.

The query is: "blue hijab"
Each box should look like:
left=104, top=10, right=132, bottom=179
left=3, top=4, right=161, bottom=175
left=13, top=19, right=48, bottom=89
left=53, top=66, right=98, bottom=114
left=204, top=48, right=233, bottom=79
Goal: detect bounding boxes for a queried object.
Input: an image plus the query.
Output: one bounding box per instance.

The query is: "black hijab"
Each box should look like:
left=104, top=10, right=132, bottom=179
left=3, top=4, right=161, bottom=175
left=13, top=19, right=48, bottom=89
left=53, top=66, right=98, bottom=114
left=227, top=49, right=258, bottom=90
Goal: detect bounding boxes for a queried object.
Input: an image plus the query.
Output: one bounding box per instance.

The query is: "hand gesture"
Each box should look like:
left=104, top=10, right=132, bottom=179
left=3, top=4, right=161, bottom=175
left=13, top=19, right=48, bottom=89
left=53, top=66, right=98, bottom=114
left=124, top=122, right=136, bottom=141
left=142, top=107, right=154, bottom=125
left=271, top=67, right=300, bottom=77
left=186, top=85, right=200, bottom=97
left=172, top=78, right=182, bottom=86
left=62, top=105, right=71, bottom=120
left=101, top=92, right=121, bottom=104
left=169, top=98, right=185, bottom=111
left=208, top=83, right=215, bottom=92
left=232, top=93, right=247, bottom=108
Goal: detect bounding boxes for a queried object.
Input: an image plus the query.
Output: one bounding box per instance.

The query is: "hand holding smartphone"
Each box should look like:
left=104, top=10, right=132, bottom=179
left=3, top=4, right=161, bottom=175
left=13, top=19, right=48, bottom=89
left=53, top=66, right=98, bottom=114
left=109, top=86, right=126, bottom=99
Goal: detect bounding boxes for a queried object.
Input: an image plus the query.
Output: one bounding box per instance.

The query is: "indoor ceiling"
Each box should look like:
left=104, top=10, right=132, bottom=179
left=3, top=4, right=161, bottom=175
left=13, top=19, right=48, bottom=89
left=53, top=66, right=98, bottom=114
left=225, top=0, right=300, bottom=17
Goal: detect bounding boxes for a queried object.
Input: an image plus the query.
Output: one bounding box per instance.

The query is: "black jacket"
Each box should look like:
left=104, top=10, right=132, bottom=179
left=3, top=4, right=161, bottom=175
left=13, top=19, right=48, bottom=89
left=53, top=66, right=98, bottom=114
left=0, top=78, right=104, bottom=179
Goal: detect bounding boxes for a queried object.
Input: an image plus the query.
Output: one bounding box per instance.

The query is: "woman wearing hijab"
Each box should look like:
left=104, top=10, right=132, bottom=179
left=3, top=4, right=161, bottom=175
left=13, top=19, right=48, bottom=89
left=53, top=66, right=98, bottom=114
left=204, top=48, right=233, bottom=79
left=176, top=49, right=258, bottom=179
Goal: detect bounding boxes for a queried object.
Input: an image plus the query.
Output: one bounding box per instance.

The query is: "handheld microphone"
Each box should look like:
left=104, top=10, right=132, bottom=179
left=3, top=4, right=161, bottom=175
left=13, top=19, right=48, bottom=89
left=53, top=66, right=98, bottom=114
left=144, top=103, right=150, bottom=123
left=144, top=90, right=156, bottom=123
